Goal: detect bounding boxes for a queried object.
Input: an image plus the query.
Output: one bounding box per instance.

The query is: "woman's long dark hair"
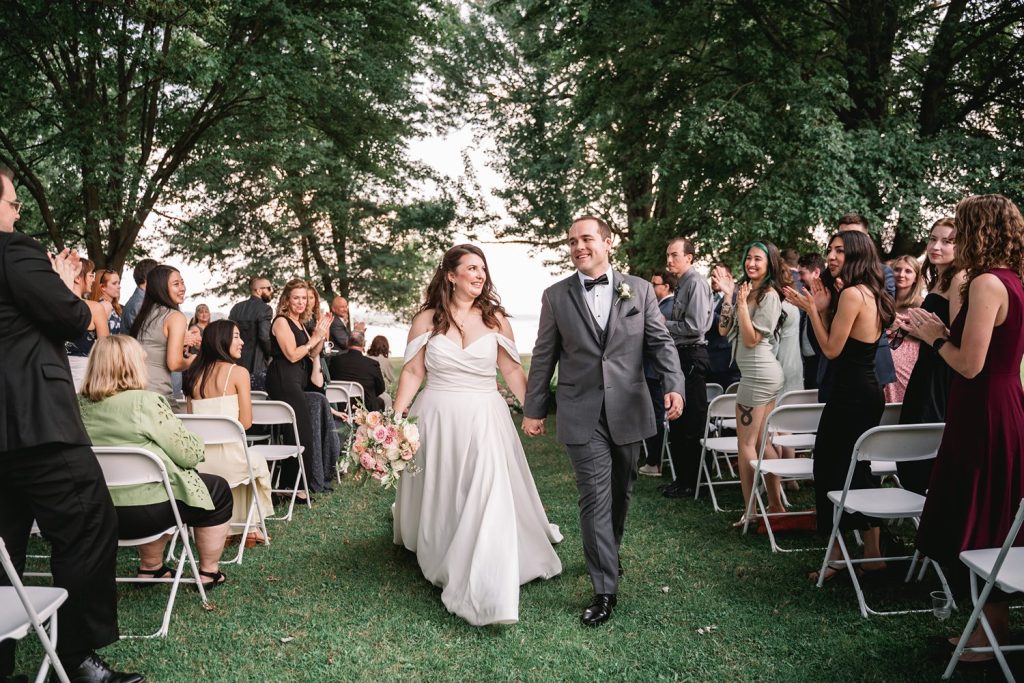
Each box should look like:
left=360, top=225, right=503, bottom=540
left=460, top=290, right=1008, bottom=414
left=419, top=244, right=508, bottom=336
left=129, top=265, right=180, bottom=338
left=828, top=231, right=896, bottom=329
left=182, top=320, right=237, bottom=399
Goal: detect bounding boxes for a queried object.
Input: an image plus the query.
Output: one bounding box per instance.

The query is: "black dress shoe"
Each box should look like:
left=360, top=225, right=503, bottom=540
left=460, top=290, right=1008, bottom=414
left=64, top=654, right=145, bottom=683
left=580, top=593, right=617, bottom=626
left=618, top=561, right=624, bottom=577
left=656, top=481, right=677, bottom=493
left=663, top=484, right=695, bottom=499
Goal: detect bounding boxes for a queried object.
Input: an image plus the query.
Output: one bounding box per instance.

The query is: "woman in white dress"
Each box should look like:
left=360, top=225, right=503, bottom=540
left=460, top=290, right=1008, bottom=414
left=392, top=244, right=562, bottom=626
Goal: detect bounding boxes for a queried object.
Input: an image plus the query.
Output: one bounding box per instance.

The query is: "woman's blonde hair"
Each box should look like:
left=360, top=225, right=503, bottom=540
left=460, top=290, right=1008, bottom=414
left=80, top=335, right=148, bottom=401
left=275, top=278, right=313, bottom=323
left=889, top=255, right=923, bottom=309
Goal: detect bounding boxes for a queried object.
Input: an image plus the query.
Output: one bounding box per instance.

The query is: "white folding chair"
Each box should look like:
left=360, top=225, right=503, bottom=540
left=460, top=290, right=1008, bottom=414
left=725, top=381, right=741, bottom=395
left=776, top=389, right=819, bottom=407
left=329, top=380, right=366, bottom=409
left=249, top=401, right=310, bottom=522
left=869, top=403, right=904, bottom=481
left=944, top=497, right=1024, bottom=681
left=250, top=390, right=269, bottom=400
left=705, top=383, right=724, bottom=402
left=743, top=403, right=823, bottom=552
left=815, top=424, right=953, bottom=618
left=695, top=394, right=741, bottom=512
left=326, top=384, right=357, bottom=482
left=92, top=447, right=208, bottom=638
left=0, top=536, right=70, bottom=683
left=178, top=415, right=269, bottom=564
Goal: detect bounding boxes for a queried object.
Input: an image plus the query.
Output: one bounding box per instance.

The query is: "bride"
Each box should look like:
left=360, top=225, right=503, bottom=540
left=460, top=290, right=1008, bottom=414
left=392, top=244, right=562, bottom=625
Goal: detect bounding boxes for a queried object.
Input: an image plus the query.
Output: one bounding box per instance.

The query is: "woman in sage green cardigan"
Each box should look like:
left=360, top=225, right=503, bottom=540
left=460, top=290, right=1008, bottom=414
left=79, top=335, right=233, bottom=588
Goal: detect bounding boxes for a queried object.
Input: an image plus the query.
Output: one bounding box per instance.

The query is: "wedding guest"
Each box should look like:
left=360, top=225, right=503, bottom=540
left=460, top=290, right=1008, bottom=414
left=884, top=255, right=924, bottom=403
left=90, top=268, right=123, bottom=335
left=786, top=230, right=894, bottom=581
left=713, top=241, right=788, bottom=519
left=640, top=270, right=677, bottom=476
left=367, top=335, right=396, bottom=391
left=911, top=194, right=1024, bottom=662
left=189, top=303, right=212, bottom=335
left=329, top=331, right=387, bottom=411
left=773, top=297, right=803, bottom=397
left=706, top=263, right=741, bottom=389
left=66, top=258, right=110, bottom=390
left=896, top=217, right=966, bottom=494
left=229, top=276, right=273, bottom=390
left=184, top=320, right=274, bottom=543
left=329, top=296, right=351, bottom=351
left=267, top=279, right=333, bottom=497
left=80, top=336, right=233, bottom=590
left=129, top=265, right=201, bottom=405
left=0, top=165, right=141, bottom=683
left=304, top=346, right=341, bottom=491
left=797, top=253, right=826, bottom=389
left=662, top=237, right=713, bottom=498
left=120, top=258, right=158, bottom=331
left=304, top=283, right=331, bottom=380
left=781, top=247, right=803, bottom=292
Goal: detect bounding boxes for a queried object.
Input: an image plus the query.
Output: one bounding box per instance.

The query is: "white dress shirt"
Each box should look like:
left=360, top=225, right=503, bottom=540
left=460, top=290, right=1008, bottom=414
left=578, top=267, right=614, bottom=330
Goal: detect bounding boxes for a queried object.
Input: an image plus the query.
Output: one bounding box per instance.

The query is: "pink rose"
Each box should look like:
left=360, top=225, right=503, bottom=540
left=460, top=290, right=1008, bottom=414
left=372, top=425, right=388, bottom=442
left=365, top=411, right=383, bottom=428
left=387, top=425, right=398, bottom=439
left=359, top=452, right=376, bottom=471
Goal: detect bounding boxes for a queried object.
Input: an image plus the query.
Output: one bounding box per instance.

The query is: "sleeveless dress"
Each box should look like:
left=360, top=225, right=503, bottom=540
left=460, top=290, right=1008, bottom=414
left=728, top=289, right=784, bottom=406
left=66, top=328, right=98, bottom=391
left=266, top=316, right=316, bottom=488
left=897, top=292, right=952, bottom=494
left=137, top=305, right=175, bottom=401
left=393, top=332, right=562, bottom=626
left=192, top=364, right=275, bottom=526
left=813, top=336, right=884, bottom=532
left=916, top=269, right=1024, bottom=564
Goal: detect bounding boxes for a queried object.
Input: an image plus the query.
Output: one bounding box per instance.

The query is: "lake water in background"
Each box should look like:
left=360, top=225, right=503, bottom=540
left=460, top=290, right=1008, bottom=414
left=360, top=312, right=541, bottom=358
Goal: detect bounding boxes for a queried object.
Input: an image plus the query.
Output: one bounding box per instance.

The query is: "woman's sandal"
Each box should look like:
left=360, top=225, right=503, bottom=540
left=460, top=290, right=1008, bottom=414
left=135, top=565, right=173, bottom=587
left=197, top=569, right=227, bottom=590
left=808, top=562, right=862, bottom=583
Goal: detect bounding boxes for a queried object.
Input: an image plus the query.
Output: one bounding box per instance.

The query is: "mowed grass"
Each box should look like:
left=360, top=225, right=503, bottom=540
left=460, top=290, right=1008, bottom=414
left=14, top=359, right=1018, bottom=681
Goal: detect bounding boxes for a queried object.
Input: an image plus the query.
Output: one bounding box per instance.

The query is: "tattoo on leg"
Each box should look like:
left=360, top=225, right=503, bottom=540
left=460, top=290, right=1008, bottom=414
left=738, top=404, right=754, bottom=427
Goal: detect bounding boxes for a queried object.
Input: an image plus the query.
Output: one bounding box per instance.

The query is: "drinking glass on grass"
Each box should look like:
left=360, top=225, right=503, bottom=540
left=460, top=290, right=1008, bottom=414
left=931, top=590, right=952, bottom=620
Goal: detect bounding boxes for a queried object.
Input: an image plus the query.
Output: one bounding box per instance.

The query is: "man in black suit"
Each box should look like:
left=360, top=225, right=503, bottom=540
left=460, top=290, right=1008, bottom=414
left=0, top=167, right=143, bottom=682
left=328, top=295, right=350, bottom=351
left=328, top=331, right=386, bottom=411
left=229, top=276, right=273, bottom=389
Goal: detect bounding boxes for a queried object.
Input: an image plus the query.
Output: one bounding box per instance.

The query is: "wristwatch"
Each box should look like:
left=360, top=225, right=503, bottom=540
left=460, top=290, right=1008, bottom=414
left=932, top=337, right=947, bottom=352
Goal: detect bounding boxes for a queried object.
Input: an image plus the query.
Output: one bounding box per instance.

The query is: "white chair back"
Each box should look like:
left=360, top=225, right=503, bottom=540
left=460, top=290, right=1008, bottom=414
left=725, top=381, right=741, bottom=395
left=776, top=389, right=819, bottom=407
left=325, top=385, right=351, bottom=405
left=250, top=390, right=269, bottom=400
left=251, top=400, right=299, bottom=427
left=707, top=393, right=737, bottom=420
left=93, top=446, right=170, bottom=489
left=705, top=383, right=724, bottom=402
left=879, top=402, right=902, bottom=426
left=178, top=414, right=249, bottom=447
left=853, top=423, right=944, bottom=463
left=329, top=380, right=365, bottom=402
left=765, top=403, right=825, bottom=434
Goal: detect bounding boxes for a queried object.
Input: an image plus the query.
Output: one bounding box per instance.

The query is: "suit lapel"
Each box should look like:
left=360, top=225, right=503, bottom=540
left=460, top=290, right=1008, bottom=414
left=566, top=276, right=602, bottom=347
left=604, top=271, right=625, bottom=347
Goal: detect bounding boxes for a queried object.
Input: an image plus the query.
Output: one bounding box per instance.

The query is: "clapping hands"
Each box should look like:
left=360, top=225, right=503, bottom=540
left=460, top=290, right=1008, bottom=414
left=900, top=307, right=948, bottom=345
left=711, top=265, right=734, bottom=298
left=49, top=248, right=81, bottom=292
left=785, top=277, right=830, bottom=315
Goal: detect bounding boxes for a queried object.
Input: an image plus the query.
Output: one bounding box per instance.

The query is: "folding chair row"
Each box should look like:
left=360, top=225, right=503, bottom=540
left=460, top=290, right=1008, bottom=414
left=249, top=400, right=311, bottom=522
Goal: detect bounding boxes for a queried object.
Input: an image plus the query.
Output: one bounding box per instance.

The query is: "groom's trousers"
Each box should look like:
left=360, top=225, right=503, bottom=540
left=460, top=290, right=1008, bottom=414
left=565, top=408, right=640, bottom=595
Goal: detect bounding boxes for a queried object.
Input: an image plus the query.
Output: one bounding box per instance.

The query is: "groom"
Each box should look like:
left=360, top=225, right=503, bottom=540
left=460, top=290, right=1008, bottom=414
left=523, top=215, right=685, bottom=626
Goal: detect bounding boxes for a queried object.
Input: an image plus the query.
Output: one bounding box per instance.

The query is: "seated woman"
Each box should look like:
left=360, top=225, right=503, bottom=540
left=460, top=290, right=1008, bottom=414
left=183, top=320, right=275, bottom=545
left=78, top=335, right=233, bottom=588
left=67, top=258, right=110, bottom=390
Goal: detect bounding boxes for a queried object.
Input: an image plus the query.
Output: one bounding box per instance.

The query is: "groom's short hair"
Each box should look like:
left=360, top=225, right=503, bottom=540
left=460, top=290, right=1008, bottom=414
left=570, top=214, right=611, bottom=240
left=668, top=237, right=696, bottom=257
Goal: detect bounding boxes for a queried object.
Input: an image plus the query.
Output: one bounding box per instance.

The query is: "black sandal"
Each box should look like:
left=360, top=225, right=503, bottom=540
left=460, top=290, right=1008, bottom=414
left=197, top=569, right=227, bottom=590
left=135, top=565, right=173, bottom=587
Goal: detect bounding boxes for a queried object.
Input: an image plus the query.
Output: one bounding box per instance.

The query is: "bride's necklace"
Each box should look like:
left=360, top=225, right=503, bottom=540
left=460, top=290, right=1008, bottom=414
left=451, top=308, right=471, bottom=336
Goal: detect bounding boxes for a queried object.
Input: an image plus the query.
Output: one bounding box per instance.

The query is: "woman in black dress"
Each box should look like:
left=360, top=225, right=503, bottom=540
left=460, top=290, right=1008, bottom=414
left=787, top=231, right=895, bottom=581
left=895, top=217, right=966, bottom=494
left=267, top=278, right=333, bottom=497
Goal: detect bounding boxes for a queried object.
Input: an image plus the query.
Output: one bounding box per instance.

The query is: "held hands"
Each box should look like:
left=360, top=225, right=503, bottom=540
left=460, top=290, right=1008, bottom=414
left=664, top=392, right=685, bottom=420
left=522, top=416, right=546, bottom=437
left=48, top=248, right=81, bottom=292
left=711, top=265, right=734, bottom=298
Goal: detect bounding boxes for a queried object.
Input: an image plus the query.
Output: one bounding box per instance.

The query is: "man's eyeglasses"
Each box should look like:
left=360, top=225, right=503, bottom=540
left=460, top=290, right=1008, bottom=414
left=1, top=198, right=23, bottom=212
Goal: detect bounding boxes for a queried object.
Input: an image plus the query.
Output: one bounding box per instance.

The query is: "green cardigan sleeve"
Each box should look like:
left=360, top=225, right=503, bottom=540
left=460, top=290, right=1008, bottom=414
left=143, top=395, right=205, bottom=469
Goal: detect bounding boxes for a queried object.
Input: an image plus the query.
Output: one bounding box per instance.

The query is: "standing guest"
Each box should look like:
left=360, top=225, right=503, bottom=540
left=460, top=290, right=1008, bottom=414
left=797, top=253, right=826, bottom=390
left=267, top=279, right=333, bottom=498
left=90, top=268, right=123, bottom=335
left=66, top=258, right=111, bottom=390
left=367, top=334, right=396, bottom=391
left=786, top=230, right=894, bottom=580
left=230, top=276, right=274, bottom=390
left=185, top=320, right=274, bottom=545
left=884, top=255, right=925, bottom=403
left=304, top=284, right=331, bottom=380
left=773, top=297, right=803, bottom=397
left=662, top=237, right=713, bottom=498
left=129, top=265, right=201, bottom=405
left=713, top=242, right=788, bottom=520
left=80, top=336, right=233, bottom=590
left=640, top=270, right=677, bottom=476
left=896, top=217, right=966, bottom=494
left=781, top=248, right=803, bottom=292
left=189, top=303, right=212, bottom=335
left=329, top=296, right=351, bottom=351
left=329, top=331, right=387, bottom=411
left=120, top=257, right=158, bottom=331
left=910, top=194, right=1024, bottom=662
left=706, top=263, right=741, bottom=390
left=0, top=165, right=142, bottom=683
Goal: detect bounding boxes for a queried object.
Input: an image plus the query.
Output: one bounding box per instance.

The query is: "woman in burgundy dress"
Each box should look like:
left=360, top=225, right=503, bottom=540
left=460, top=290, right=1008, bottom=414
left=910, top=194, right=1024, bottom=662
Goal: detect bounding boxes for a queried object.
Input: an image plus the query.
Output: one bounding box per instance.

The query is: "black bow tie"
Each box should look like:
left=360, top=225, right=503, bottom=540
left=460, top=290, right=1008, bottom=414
left=583, top=274, right=609, bottom=291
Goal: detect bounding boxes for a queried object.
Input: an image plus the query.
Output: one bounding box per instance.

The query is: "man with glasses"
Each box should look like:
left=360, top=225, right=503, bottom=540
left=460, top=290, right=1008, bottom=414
left=0, top=166, right=144, bottom=682
left=229, top=276, right=274, bottom=390
left=639, top=271, right=678, bottom=476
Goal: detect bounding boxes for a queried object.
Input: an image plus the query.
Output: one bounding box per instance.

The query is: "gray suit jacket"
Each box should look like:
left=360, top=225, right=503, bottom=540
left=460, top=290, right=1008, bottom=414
left=121, top=286, right=144, bottom=332
left=524, top=271, right=685, bottom=446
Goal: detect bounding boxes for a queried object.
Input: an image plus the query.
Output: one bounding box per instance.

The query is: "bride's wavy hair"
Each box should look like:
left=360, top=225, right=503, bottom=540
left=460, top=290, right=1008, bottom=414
left=420, top=244, right=508, bottom=336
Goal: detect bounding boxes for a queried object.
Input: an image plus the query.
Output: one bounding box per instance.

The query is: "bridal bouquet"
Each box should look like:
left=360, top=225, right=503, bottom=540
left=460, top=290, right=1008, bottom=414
left=346, top=408, right=421, bottom=489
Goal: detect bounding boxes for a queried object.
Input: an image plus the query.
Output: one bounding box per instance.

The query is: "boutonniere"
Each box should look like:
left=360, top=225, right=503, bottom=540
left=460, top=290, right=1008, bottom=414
left=616, top=281, right=632, bottom=300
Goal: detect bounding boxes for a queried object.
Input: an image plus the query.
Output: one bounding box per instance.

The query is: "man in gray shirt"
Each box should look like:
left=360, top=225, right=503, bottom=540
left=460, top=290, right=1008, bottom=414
left=661, top=237, right=713, bottom=498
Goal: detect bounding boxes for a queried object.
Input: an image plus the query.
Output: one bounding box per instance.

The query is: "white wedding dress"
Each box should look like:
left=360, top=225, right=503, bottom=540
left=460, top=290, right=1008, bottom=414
left=393, top=331, right=563, bottom=625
